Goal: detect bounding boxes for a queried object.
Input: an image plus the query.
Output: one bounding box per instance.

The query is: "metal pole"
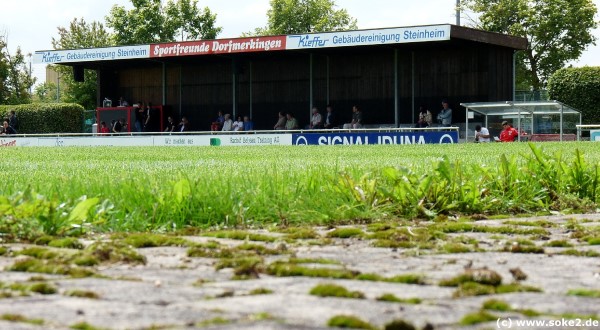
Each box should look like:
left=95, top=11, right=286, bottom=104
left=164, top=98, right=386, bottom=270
left=162, top=62, right=167, bottom=106
left=560, top=103, right=564, bottom=142
left=326, top=55, right=330, bottom=105
left=394, top=49, right=399, bottom=127
left=232, top=60, right=237, bottom=118
left=456, top=0, right=461, bottom=26
left=179, top=65, right=182, bottom=118
left=309, top=53, right=314, bottom=116
left=411, top=51, right=415, bottom=125
left=249, top=61, right=253, bottom=120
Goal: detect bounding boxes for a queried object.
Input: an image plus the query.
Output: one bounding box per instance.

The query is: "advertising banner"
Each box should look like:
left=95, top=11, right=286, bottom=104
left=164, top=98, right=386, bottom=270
left=591, top=130, right=600, bottom=142
left=150, top=36, right=286, bottom=58
left=292, top=131, right=458, bottom=145
left=34, top=45, right=150, bottom=64
left=286, top=25, right=450, bottom=50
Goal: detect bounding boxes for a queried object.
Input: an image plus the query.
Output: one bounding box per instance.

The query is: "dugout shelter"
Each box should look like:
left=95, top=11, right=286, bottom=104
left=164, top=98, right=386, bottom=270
left=35, top=24, right=527, bottom=131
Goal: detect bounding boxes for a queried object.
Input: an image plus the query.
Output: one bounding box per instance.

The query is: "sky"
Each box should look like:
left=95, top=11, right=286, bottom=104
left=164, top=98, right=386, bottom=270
left=1, top=0, right=599, bottom=85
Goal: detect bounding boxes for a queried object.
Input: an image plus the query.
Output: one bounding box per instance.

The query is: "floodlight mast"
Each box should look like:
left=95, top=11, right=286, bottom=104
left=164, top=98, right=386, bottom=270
left=456, top=0, right=461, bottom=26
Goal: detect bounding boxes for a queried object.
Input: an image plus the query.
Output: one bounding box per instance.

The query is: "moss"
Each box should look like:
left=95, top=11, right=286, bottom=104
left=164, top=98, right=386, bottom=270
left=567, top=288, right=600, bottom=298
left=327, top=227, right=364, bottom=239
left=235, top=243, right=282, bottom=255
left=441, top=243, right=473, bottom=253
left=545, top=240, right=574, bottom=247
left=453, top=282, right=496, bottom=297
left=587, top=237, right=600, bottom=245
left=519, top=309, right=542, bottom=317
left=216, top=256, right=263, bottom=280
left=504, top=243, right=545, bottom=254
left=366, top=222, right=396, bottom=232
left=440, top=269, right=502, bottom=287
left=459, top=311, right=498, bottom=325
left=371, top=240, right=419, bottom=249
left=376, top=294, right=421, bottom=304
left=383, top=319, right=417, bottom=330
left=248, top=287, right=273, bottom=295
left=503, top=220, right=556, bottom=227
left=69, top=322, right=105, bottom=330
left=72, top=255, right=99, bottom=267
left=202, top=230, right=276, bottom=242
left=0, top=246, right=8, bottom=256
left=122, top=233, right=191, bottom=248
left=280, top=227, right=320, bottom=239
left=48, top=237, right=84, bottom=249
left=29, top=282, right=57, bottom=295
left=327, top=315, right=375, bottom=329
left=384, top=274, right=425, bottom=285
left=432, top=222, right=548, bottom=236
left=356, top=273, right=384, bottom=281
left=66, top=290, right=100, bottom=299
left=558, top=249, right=600, bottom=257
left=309, top=283, right=365, bottom=299
left=482, top=299, right=512, bottom=311
left=84, top=241, right=146, bottom=265
left=196, top=317, right=230, bottom=327
left=1, top=314, right=44, bottom=325
left=16, top=247, right=60, bottom=259
left=266, top=262, right=358, bottom=279
left=495, top=283, right=542, bottom=294
left=10, top=258, right=95, bottom=278
left=287, top=258, right=341, bottom=265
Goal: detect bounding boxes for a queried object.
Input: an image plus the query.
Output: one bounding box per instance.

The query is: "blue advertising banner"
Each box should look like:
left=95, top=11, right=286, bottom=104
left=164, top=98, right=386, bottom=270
left=292, top=131, right=458, bottom=145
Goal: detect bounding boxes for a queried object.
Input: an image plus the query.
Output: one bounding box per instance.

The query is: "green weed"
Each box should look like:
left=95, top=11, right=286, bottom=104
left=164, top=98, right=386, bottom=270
left=460, top=311, right=498, bottom=325
left=567, top=288, right=600, bottom=298
left=309, top=283, right=365, bottom=299
left=327, top=315, right=375, bottom=329
left=376, top=294, right=421, bottom=304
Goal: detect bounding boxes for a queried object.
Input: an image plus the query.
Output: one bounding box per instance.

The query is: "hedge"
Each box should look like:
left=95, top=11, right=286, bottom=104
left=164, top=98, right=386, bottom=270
left=547, top=66, right=600, bottom=124
left=0, top=103, right=85, bottom=134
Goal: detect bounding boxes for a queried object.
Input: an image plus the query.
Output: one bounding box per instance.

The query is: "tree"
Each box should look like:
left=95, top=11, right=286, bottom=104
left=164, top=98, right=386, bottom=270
left=51, top=18, right=113, bottom=109
left=247, top=0, right=357, bottom=36
left=0, top=36, right=35, bottom=105
left=106, top=0, right=222, bottom=45
left=460, top=0, right=598, bottom=91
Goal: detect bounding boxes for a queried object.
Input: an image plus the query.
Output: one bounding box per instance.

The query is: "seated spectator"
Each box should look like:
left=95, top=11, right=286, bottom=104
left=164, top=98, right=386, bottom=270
left=99, top=121, right=110, bottom=135
left=274, top=112, right=287, bottom=130
left=1, top=120, right=16, bottom=135
left=232, top=116, right=244, bottom=131
left=112, top=118, right=123, bottom=133
left=222, top=114, right=233, bottom=131
left=499, top=121, right=518, bottom=142
left=417, top=105, right=432, bottom=128
left=243, top=116, right=254, bottom=131
left=474, top=124, right=491, bottom=142
left=164, top=116, right=176, bottom=132
left=178, top=116, right=190, bottom=132
left=343, top=105, right=362, bottom=129
left=211, top=111, right=225, bottom=131
left=285, top=113, right=299, bottom=130
left=323, top=105, right=336, bottom=129
left=118, top=96, right=129, bottom=107
left=309, top=107, right=323, bottom=129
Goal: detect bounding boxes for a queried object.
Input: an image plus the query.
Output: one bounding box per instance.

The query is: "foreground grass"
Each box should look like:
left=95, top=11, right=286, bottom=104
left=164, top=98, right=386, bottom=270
left=1, top=142, right=599, bottom=240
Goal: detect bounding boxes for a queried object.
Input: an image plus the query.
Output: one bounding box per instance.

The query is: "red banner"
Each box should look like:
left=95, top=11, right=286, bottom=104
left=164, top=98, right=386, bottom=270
left=151, top=36, right=286, bottom=58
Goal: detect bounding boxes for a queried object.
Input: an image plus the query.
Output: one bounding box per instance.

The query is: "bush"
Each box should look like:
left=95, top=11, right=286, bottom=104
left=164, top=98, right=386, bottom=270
left=0, top=103, right=84, bottom=133
left=547, top=67, right=600, bottom=124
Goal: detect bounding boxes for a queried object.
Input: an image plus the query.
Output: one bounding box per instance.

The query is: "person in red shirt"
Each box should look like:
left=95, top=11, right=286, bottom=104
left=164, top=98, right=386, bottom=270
left=99, top=121, right=110, bottom=135
left=499, top=121, right=518, bottom=142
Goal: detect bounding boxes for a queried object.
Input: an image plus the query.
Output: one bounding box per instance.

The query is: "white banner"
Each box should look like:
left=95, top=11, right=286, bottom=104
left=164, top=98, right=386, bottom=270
left=286, top=25, right=451, bottom=50
left=34, top=45, right=150, bottom=64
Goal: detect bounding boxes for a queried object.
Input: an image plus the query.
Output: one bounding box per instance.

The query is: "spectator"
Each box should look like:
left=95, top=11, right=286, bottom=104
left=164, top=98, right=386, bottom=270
left=232, top=116, right=244, bottom=131
left=118, top=96, right=129, bottom=107
left=144, top=102, right=155, bottom=132
left=437, top=100, right=452, bottom=127
left=178, top=116, right=190, bottom=132
left=134, top=101, right=145, bottom=132
left=499, top=121, right=519, bottom=142
left=243, top=116, right=254, bottom=131
left=274, top=112, right=287, bottom=130
left=417, top=105, right=432, bottom=128
left=112, top=118, right=123, bottom=133
left=164, top=116, right=176, bottom=132
left=323, top=105, right=336, bottom=129
left=474, top=124, right=491, bottom=143
left=222, top=114, right=233, bottom=131
left=211, top=111, right=225, bottom=131
left=309, top=107, right=323, bottom=129
left=8, top=110, right=18, bottom=131
left=343, top=105, right=362, bottom=129
left=1, top=120, right=16, bottom=135
left=285, top=113, right=299, bottom=130
left=99, top=121, right=110, bottom=135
